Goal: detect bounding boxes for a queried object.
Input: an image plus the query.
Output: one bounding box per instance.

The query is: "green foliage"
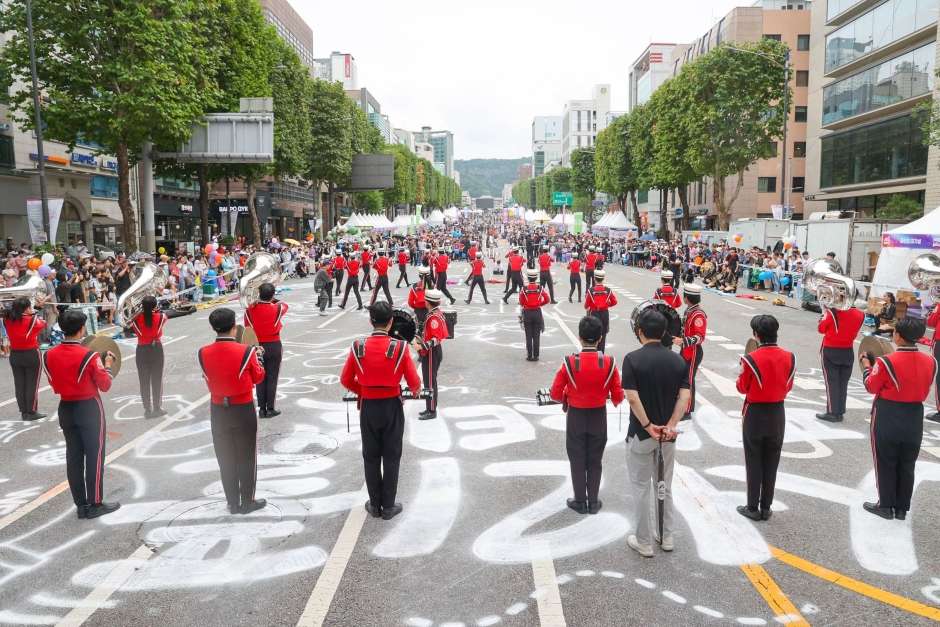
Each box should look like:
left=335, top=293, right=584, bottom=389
left=307, top=79, right=353, bottom=192
left=454, top=157, right=530, bottom=198
left=569, top=149, right=596, bottom=200
left=220, top=235, right=237, bottom=248
left=357, top=191, right=384, bottom=214
left=879, top=195, right=923, bottom=220
left=32, top=243, right=60, bottom=263
left=384, top=144, right=417, bottom=209
left=595, top=115, right=637, bottom=219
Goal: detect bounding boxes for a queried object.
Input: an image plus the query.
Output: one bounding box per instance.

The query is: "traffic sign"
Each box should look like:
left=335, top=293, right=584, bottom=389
left=591, top=201, right=605, bottom=207
left=553, top=192, right=574, bottom=206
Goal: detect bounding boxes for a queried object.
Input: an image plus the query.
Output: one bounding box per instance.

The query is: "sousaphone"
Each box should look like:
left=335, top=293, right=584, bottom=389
left=81, top=334, right=122, bottom=377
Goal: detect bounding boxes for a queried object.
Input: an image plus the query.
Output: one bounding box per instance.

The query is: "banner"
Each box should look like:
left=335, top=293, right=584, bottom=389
left=26, top=198, right=64, bottom=244
left=228, top=206, right=239, bottom=235
left=881, top=233, right=940, bottom=249
left=573, top=212, right=583, bottom=236
left=502, top=208, right=508, bottom=223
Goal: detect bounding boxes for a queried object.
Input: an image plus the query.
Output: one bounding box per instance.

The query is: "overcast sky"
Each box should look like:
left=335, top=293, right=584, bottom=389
left=295, top=0, right=752, bottom=161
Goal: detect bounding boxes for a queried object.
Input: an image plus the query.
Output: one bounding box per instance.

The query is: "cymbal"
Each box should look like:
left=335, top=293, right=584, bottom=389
left=239, top=326, right=259, bottom=347
left=744, top=339, right=759, bottom=355
left=80, top=334, right=122, bottom=378
left=858, top=334, right=894, bottom=363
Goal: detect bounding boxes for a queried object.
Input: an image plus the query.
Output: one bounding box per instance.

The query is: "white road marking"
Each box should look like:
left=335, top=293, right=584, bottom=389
left=161, top=335, right=189, bottom=347
left=819, top=395, right=870, bottom=409
left=699, top=368, right=744, bottom=398
left=529, top=539, right=566, bottom=626
left=708, top=335, right=731, bottom=342
left=316, top=309, right=349, bottom=329
left=550, top=313, right=581, bottom=350
left=720, top=344, right=746, bottom=351
left=296, top=483, right=369, bottom=627
left=792, top=378, right=826, bottom=390
left=0, top=386, right=52, bottom=408
left=54, top=543, right=158, bottom=626
left=726, top=300, right=755, bottom=310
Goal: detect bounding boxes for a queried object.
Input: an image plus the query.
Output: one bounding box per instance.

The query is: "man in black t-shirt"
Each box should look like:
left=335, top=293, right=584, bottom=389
left=622, top=309, right=690, bottom=558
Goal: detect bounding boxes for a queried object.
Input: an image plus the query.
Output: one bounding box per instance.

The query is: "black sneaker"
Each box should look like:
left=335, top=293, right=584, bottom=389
left=77, top=505, right=89, bottom=519
left=143, top=409, right=152, bottom=420
left=926, top=412, right=940, bottom=423
left=863, top=502, right=894, bottom=520
left=760, top=509, right=773, bottom=521
left=566, top=498, right=587, bottom=514
left=364, top=501, right=382, bottom=518
left=588, top=500, right=603, bottom=515
left=816, top=412, right=842, bottom=422
left=264, top=409, right=281, bottom=418
left=418, top=411, right=437, bottom=421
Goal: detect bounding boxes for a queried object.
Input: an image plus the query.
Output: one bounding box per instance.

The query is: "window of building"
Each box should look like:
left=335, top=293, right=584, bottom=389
left=638, top=189, right=649, bottom=204
left=764, top=34, right=782, bottom=42
left=795, top=106, right=808, bottom=123
left=821, top=41, right=935, bottom=125
left=797, top=34, right=810, bottom=50
left=758, top=177, right=777, bottom=193
left=0, top=135, right=14, bottom=168
left=792, top=177, right=805, bottom=192
left=769, top=141, right=779, bottom=154
left=820, top=112, right=928, bottom=188
left=796, top=71, right=809, bottom=87
left=90, top=175, right=119, bottom=199
left=700, top=37, right=707, bottom=55
left=716, top=19, right=726, bottom=46
left=793, top=142, right=807, bottom=157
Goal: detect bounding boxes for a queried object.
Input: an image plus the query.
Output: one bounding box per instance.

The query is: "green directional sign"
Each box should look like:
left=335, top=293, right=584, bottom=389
left=553, top=192, right=574, bottom=206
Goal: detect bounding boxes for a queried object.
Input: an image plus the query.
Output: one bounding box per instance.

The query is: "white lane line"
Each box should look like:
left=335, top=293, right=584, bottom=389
left=161, top=335, right=189, bottom=347
left=720, top=344, right=746, bottom=351
left=726, top=300, right=755, bottom=310
left=296, top=483, right=369, bottom=627
left=820, top=395, right=870, bottom=409
left=708, top=335, right=730, bottom=342
left=550, top=313, right=581, bottom=350
left=924, top=447, right=940, bottom=459
left=0, top=393, right=211, bottom=534
left=529, top=539, right=567, bottom=626
left=317, top=309, right=349, bottom=329
left=55, top=543, right=159, bottom=626
left=0, top=385, right=51, bottom=408
left=793, top=378, right=826, bottom=390
left=699, top=368, right=744, bottom=398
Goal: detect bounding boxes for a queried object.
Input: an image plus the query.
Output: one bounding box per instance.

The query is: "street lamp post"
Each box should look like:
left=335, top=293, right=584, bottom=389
left=25, top=0, right=51, bottom=244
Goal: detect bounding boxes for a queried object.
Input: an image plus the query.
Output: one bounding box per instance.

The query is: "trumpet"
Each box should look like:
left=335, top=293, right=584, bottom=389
left=908, top=254, right=940, bottom=301
left=803, top=259, right=857, bottom=310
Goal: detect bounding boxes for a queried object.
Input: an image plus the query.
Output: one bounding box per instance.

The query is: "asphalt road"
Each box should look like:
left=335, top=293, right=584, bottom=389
left=0, top=253, right=938, bottom=627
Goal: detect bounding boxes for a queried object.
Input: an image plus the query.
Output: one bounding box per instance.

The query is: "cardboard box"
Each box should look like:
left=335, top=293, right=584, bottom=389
left=866, top=296, right=885, bottom=315
left=896, top=290, right=921, bottom=306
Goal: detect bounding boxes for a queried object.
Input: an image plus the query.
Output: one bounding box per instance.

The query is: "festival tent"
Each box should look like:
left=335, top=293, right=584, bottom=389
left=871, top=207, right=940, bottom=303
left=524, top=209, right=536, bottom=221
left=345, top=213, right=368, bottom=228
left=531, top=210, right=552, bottom=223
left=602, top=212, right=639, bottom=235
left=372, top=215, right=397, bottom=233
left=427, top=209, right=446, bottom=225
left=443, top=207, right=459, bottom=220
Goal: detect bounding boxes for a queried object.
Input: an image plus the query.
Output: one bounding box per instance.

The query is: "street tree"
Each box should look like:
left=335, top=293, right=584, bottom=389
left=307, top=80, right=352, bottom=232
left=629, top=103, right=670, bottom=238
left=649, top=78, right=699, bottom=232
left=595, top=115, right=639, bottom=223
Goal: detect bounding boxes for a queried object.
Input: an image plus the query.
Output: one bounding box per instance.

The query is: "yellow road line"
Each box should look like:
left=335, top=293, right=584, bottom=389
left=740, top=562, right=810, bottom=626
left=770, top=546, right=940, bottom=622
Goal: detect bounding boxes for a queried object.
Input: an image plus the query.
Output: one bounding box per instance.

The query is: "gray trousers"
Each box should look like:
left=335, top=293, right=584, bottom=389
left=627, top=435, right=676, bottom=547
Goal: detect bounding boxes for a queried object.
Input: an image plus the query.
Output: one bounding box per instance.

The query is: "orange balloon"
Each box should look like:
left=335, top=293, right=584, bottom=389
left=27, top=257, right=41, bottom=270
left=693, top=232, right=700, bottom=238
left=733, top=235, right=742, bottom=243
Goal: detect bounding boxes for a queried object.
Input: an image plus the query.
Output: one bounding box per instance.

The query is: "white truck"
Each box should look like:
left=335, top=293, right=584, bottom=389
left=790, top=214, right=907, bottom=281
left=729, top=218, right=791, bottom=252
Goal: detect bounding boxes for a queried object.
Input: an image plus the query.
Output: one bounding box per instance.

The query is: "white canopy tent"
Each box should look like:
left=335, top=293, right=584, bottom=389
left=427, top=209, right=445, bottom=225
left=531, top=210, right=552, bottom=223
left=443, top=207, right=459, bottom=219
left=524, top=209, right=536, bottom=221
left=593, top=212, right=615, bottom=228
left=871, top=207, right=940, bottom=303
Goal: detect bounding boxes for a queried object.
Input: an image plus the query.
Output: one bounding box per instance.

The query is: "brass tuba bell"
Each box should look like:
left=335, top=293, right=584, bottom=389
left=0, top=274, right=47, bottom=312
left=803, top=259, right=857, bottom=310
left=116, top=262, right=168, bottom=325
left=238, top=252, right=282, bottom=309
left=907, top=253, right=940, bottom=301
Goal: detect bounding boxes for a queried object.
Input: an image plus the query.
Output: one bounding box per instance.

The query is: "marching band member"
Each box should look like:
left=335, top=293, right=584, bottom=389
left=502, top=248, right=526, bottom=302
left=413, top=288, right=447, bottom=420
left=860, top=317, right=935, bottom=520
left=133, top=295, right=168, bottom=419
left=395, top=248, right=411, bottom=288
left=584, top=269, right=617, bottom=354
left=568, top=255, right=582, bottom=303
left=550, top=315, right=624, bottom=515
left=360, top=245, right=374, bottom=292
left=926, top=302, right=940, bottom=423
left=673, top=283, right=706, bottom=421
left=464, top=241, right=478, bottom=286
left=465, top=252, right=490, bottom=305
left=43, top=309, right=119, bottom=519
left=816, top=302, right=864, bottom=423
left=538, top=245, right=558, bottom=304
left=244, top=282, right=288, bottom=418
left=332, top=250, right=346, bottom=297
left=433, top=247, right=457, bottom=305
left=339, top=252, right=364, bottom=310
left=370, top=249, right=394, bottom=306
left=409, top=267, right=431, bottom=329
left=521, top=268, right=550, bottom=361
left=199, top=308, right=267, bottom=515
left=735, top=315, right=795, bottom=522
left=340, top=301, right=421, bottom=521
left=583, top=245, right=598, bottom=290
left=655, top=271, right=682, bottom=309
left=4, top=296, right=47, bottom=421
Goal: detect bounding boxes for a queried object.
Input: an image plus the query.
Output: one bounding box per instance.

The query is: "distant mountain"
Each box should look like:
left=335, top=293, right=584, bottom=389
left=454, top=157, right=530, bottom=199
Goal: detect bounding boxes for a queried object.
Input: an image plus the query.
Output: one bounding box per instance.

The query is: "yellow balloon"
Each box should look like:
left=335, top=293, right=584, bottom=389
left=158, top=247, right=165, bottom=254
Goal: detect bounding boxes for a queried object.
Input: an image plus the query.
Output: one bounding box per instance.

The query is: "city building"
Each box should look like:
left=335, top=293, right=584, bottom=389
left=561, top=84, right=612, bottom=165
left=461, top=190, right=471, bottom=207
left=414, top=126, right=455, bottom=178
left=414, top=141, right=435, bottom=164
left=635, top=2, right=812, bottom=231
left=502, top=183, right=513, bottom=206
left=532, top=116, right=562, bottom=143
left=346, top=88, right=392, bottom=142
left=453, top=171, right=460, bottom=186
left=393, top=128, right=415, bottom=152
left=518, top=163, right=533, bottom=181
left=628, top=43, right=677, bottom=109
left=257, top=0, right=314, bottom=69
left=313, top=52, right=359, bottom=89
left=532, top=141, right=562, bottom=177
left=804, top=0, right=938, bottom=216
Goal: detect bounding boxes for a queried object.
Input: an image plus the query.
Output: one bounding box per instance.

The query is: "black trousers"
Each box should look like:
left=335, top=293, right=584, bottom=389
left=341, top=276, right=362, bottom=308
left=257, top=340, right=282, bottom=411
left=360, top=264, right=373, bottom=290
left=539, top=270, right=555, bottom=302
left=743, top=401, right=785, bottom=510
left=932, top=344, right=940, bottom=412
left=371, top=275, right=393, bottom=306
left=10, top=348, right=41, bottom=414
left=504, top=271, right=524, bottom=299
left=504, top=266, right=512, bottom=291
left=59, top=397, right=106, bottom=506
left=333, top=269, right=345, bottom=295
left=467, top=275, right=487, bottom=302
left=566, top=406, right=608, bottom=503
left=822, top=346, right=854, bottom=415
left=523, top=308, right=544, bottom=359
left=669, top=265, right=681, bottom=288
left=437, top=271, right=454, bottom=302
left=210, top=401, right=258, bottom=508
left=396, top=264, right=410, bottom=288
left=589, top=309, right=610, bottom=354
left=360, top=397, right=405, bottom=509
left=684, top=345, right=704, bottom=413
left=585, top=269, right=595, bottom=290
left=871, top=398, right=923, bottom=511
left=136, top=343, right=164, bottom=411
left=421, top=345, right=443, bottom=412
left=569, top=275, right=582, bottom=301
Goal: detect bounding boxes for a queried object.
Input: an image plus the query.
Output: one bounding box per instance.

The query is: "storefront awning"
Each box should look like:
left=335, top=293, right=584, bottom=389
left=91, top=216, right=124, bottom=227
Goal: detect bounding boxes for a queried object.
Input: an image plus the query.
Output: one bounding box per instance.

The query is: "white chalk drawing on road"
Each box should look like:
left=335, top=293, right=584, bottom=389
left=407, top=401, right=451, bottom=453
left=444, top=405, right=535, bottom=451
left=0, top=507, right=96, bottom=589
left=922, top=578, right=940, bottom=605
left=0, top=487, right=43, bottom=516
left=110, top=394, right=200, bottom=422
left=374, top=457, right=460, bottom=558
left=473, top=460, right=629, bottom=563
left=27, top=448, right=66, bottom=466
left=707, top=461, right=940, bottom=574
left=133, top=420, right=213, bottom=458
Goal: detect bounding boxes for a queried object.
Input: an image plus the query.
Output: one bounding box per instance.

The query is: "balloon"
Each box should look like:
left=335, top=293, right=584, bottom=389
left=693, top=232, right=700, bottom=238
left=211, top=243, right=219, bottom=251
left=204, top=245, right=213, bottom=254
left=733, top=235, right=742, bottom=243
left=736, top=231, right=744, bottom=238
left=789, top=235, right=797, bottom=242
left=758, top=272, right=770, bottom=281
left=27, top=257, right=41, bottom=270
left=326, top=235, right=335, bottom=241
left=158, top=247, right=165, bottom=254
left=38, top=264, right=52, bottom=278
left=348, top=226, right=358, bottom=235
left=41, top=253, right=54, bottom=265
left=784, top=243, right=791, bottom=249
left=206, top=269, right=217, bottom=278
left=781, top=277, right=791, bottom=286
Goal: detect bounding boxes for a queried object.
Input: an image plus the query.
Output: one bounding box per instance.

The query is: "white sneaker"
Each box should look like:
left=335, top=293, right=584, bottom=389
left=318, top=311, right=328, bottom=316
left=628, top=535, right=654, bottom=558
left=653, top=531, right=674, bottom=551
